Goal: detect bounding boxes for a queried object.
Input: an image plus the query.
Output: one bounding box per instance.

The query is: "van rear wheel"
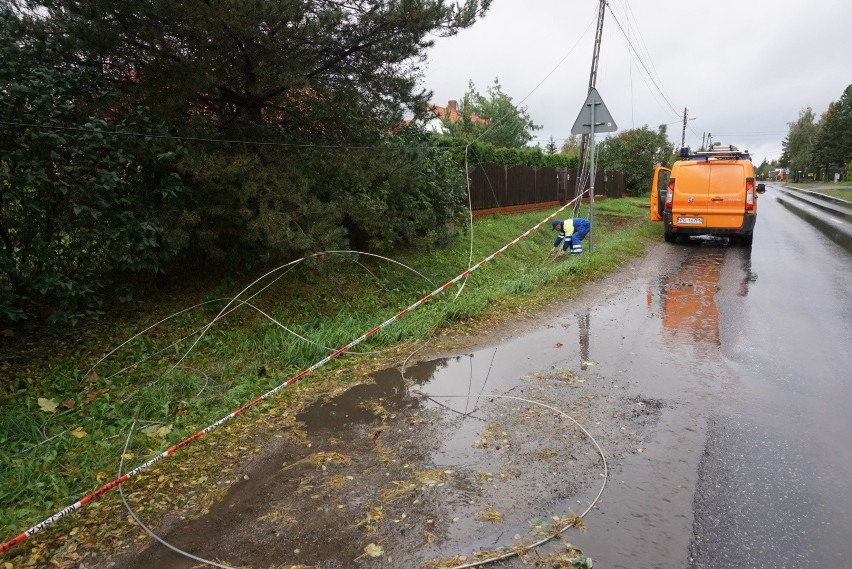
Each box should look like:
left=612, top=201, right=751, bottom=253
left=664, top=230, right=677, bottom=243
left=739, top=234, right=753, bottom=247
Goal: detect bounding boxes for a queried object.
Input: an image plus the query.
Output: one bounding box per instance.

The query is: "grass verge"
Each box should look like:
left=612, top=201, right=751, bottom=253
left=0, top=197, right=660, bottom=565
left=784, top=181, right=852, bottom=201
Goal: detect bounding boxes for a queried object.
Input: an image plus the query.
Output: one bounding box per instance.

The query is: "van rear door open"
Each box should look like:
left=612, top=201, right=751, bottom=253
left=650, top=166, right=671, bottom=221
left=649, top=146, right=763, bottom=244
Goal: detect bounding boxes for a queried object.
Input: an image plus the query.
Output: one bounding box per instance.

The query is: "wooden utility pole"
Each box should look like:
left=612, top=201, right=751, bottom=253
left=681, top=107, right=688, bottom=149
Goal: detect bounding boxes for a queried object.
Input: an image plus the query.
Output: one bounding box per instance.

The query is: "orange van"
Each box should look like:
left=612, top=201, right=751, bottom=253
left=650, top=146, right=766, bottom=246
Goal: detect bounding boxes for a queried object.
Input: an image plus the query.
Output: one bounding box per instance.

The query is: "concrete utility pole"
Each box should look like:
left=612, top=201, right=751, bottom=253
left=587, top=0, right=606, bottom=91
left=573, top=0, right=606, bottom=209
left=681, top=107, right=688, bottom=149
left=566, top=0, right=620, bottom=258
left=572, top=0, right=607, bottom=252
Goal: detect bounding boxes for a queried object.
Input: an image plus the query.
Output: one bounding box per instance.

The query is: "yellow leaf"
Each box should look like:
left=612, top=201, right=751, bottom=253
left=143, top=424, right=172, bottom=439
left=364, top=543, right=384, bottom=558
left=37, top=397, right=59, bottom=413
left=70, top=428, right=87, bottom=438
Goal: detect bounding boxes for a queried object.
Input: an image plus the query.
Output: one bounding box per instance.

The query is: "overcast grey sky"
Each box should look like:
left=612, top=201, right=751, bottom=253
left=420, top=0, right=852, bottom=164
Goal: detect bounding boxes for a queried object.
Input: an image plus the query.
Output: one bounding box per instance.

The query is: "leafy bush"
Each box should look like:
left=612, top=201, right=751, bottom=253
left=596, top=125, right=674, bottom=196
left=0, top=10, right=188, bottom=325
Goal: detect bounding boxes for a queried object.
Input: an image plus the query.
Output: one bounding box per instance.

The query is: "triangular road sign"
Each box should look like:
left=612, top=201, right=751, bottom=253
left=571, top=87, right=617, bottom=135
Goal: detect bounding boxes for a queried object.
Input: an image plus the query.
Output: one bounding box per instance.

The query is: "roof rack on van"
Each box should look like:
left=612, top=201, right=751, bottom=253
left=679, top=145, right=751, bottom=161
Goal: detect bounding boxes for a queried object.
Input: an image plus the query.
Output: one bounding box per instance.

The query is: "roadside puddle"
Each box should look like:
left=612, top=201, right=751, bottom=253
left=115, top=328, right=662, bottom=569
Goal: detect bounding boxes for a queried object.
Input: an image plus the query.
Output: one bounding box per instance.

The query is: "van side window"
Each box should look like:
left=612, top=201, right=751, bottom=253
left=657, top=170, right=670, bottom=196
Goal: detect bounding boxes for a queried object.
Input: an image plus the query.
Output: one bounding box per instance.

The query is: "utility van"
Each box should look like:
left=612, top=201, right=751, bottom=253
left=650, top=146, right=766, bottom=246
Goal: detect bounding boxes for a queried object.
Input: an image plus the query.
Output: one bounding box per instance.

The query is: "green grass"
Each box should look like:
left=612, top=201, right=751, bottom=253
left=0, top=197, right=659, bottom=539
left=785, top=181, right=852, bottom=201
left=814, top=187, right=852, bottom=200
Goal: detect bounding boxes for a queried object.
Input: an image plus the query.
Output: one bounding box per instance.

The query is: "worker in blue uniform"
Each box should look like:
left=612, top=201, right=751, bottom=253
left=549, top=218, right=591, bottom=257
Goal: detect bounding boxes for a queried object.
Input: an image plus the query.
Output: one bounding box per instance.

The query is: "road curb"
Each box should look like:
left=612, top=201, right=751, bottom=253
left=773, top=189, right=852, bottom=252
left=782, top=185, right=852, bottom=207
left=776, top=187, right=852, bottom=220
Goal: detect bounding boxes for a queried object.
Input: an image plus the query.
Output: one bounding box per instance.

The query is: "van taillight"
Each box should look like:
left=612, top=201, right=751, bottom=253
left=665, top=178, right=674, bottom=210
left=745, top=179, right=755, bottom=212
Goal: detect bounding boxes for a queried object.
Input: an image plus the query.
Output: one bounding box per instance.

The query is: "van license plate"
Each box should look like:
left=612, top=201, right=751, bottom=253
left=677, top=217, right=703, bottom=224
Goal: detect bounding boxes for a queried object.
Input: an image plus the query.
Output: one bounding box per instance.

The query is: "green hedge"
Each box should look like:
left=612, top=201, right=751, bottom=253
left=435, top=137, right=579, bottom=169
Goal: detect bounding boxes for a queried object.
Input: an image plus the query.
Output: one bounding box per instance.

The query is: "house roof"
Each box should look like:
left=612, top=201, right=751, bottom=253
left=428, top=100, right=490, bottom=126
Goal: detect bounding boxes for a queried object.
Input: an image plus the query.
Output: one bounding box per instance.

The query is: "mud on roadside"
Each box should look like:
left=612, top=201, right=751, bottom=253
left=109, top=341, right=664, bottom=569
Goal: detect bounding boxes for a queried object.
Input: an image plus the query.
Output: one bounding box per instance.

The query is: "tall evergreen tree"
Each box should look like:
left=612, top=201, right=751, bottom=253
left=812, top=85, right=852, bottom=171
left=545, top=136, right=558, bottom=155
left=1, top=0, right=493, bottom=324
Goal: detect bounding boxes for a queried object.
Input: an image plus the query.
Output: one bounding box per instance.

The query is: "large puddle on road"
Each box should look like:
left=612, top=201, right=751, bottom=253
left=394, top=239, right=749, bottom=569
left=297, top=300, right=679, bottom=568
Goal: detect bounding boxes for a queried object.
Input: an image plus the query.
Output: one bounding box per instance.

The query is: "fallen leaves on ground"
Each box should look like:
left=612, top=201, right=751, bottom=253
left=363, top=543, right=384, bottom=557
left=37, top=397, right=58, bottom=413
left=476, top=504, right=504, bottom=523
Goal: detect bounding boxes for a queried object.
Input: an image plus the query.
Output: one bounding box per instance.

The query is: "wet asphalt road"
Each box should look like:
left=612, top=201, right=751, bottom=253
left=686, top=186, right=852, bottom=568
left=557, top=183, right=852, bottom=568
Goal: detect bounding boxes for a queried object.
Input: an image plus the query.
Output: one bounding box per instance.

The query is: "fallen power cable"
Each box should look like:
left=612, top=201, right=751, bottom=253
left=117, top=393, right=606, bottom=569
left=425, top=394, right=607, bottom=569
left=1, top=192, right=587, bottom=553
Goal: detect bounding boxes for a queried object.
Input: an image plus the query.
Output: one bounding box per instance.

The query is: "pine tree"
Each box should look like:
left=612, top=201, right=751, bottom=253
left=545, top=137, right=558, bottom=155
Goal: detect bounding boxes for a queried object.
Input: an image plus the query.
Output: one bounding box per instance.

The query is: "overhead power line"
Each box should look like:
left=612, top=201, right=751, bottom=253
left=0, top=120, right=465, bottom=151
left=604, top=4, right=682, bottom=120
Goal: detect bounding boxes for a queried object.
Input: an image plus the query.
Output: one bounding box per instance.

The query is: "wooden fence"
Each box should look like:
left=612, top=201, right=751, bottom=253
left=468, top=163, right=626, bottom=214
